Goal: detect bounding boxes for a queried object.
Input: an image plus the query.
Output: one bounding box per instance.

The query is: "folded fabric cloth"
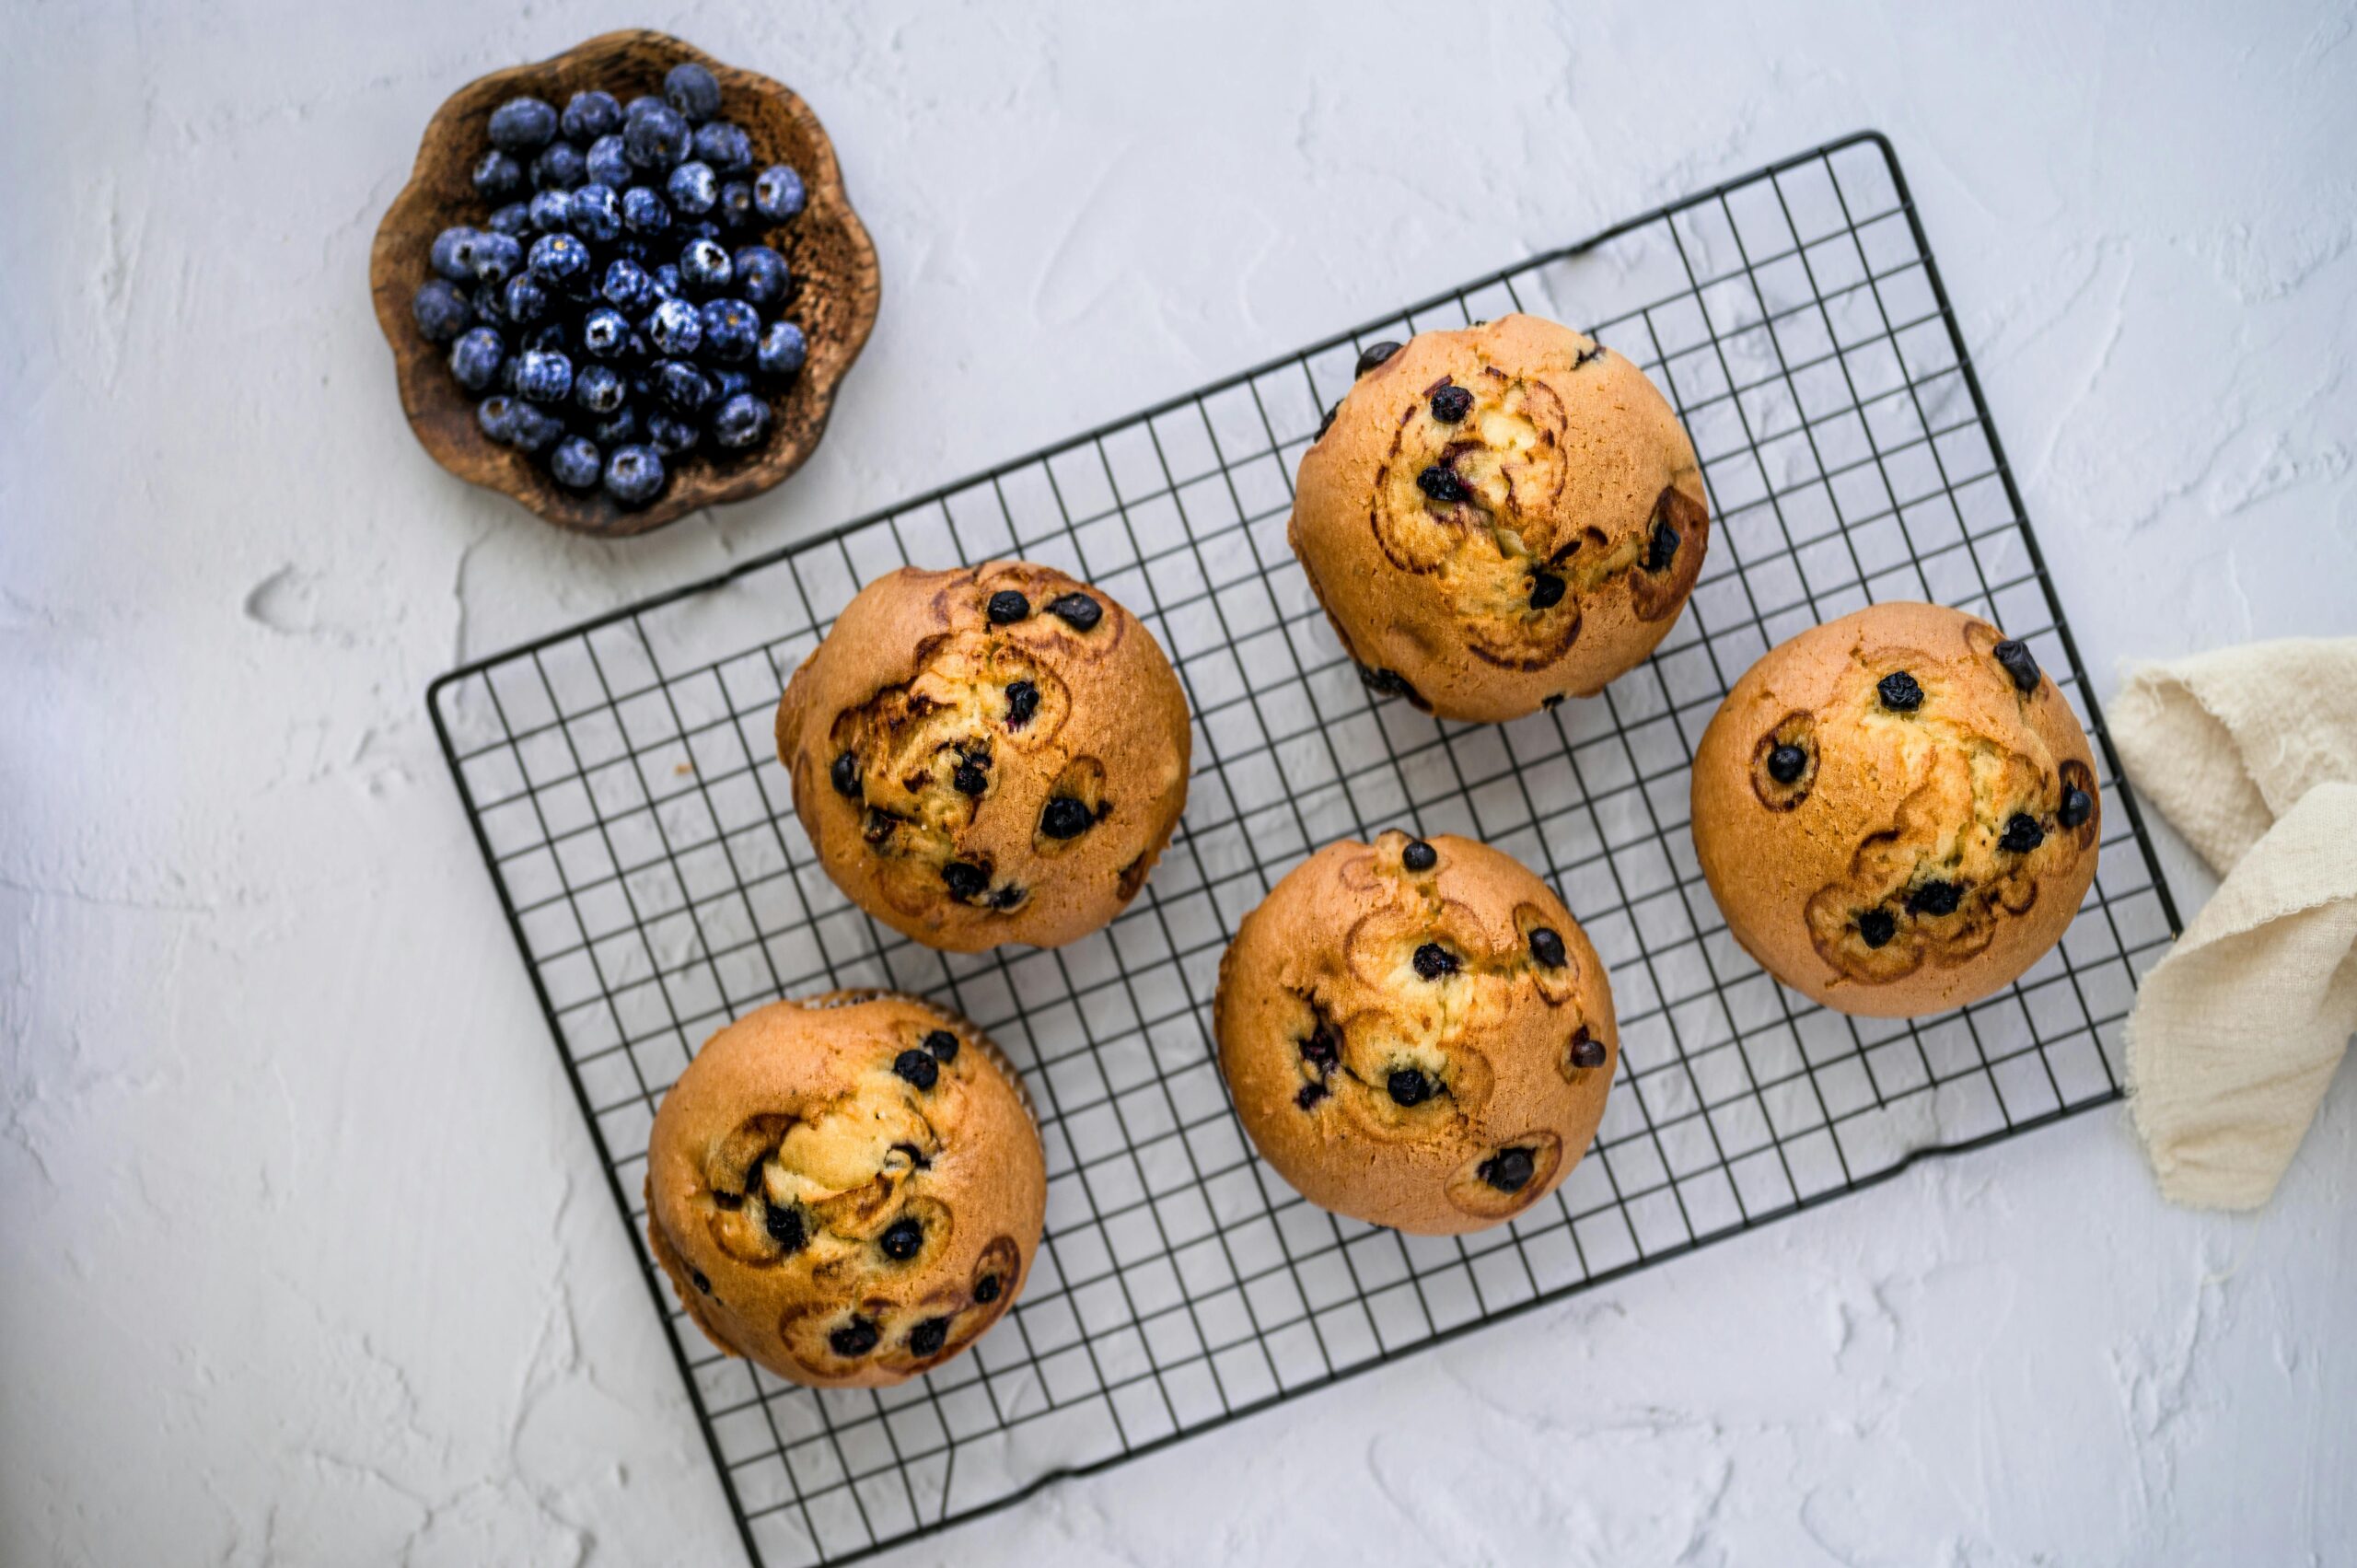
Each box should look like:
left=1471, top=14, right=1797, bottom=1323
left=2113, top=637, right=2357, bottom=1210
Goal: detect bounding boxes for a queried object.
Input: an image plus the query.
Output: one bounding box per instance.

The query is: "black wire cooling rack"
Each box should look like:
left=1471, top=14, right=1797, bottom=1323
left=429, top=132, right=2184, bottom=1567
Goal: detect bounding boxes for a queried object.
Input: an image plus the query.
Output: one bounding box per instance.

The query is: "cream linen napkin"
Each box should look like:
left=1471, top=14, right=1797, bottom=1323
left=2113, top=637, right=2357, bottom=1210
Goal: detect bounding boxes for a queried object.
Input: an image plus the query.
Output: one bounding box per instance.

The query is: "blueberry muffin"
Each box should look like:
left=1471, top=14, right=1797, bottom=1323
left=1690, top=602, right=2101, bottom=1018
left=1289, top=313, right=1710, bottom=723
left=644, top=991, right=1046, bottom=1388
left=1213, top=831, right=1619, bottom=1234
left=775, top=562, right=1192, bottom=951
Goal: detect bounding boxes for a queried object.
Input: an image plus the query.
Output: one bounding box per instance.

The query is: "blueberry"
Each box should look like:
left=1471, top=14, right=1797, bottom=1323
left=469, top=231, right=523, bottom=285
left=924, top=1029, right=959, bottom=1063
left=515, top=348, right=573, bottom=404
left=1528, top=927, right=1567, bottom=969
left=909, top=1318, right=951, bottom=1356
left=522, top=321, right=569, bottom=355
left=527, top=233, right=590, bottom=289
left=664, top=62, right=724, bottom=122
left=580, top=308, right=630, bottom=358
left=694, top=120, right=754, bottom=172
left=472, top=147, right=526, bottom=202
left=1296, top=1081, right=1331, bottom=1109
left=625, top=93, right=667, bottom=122
left=829, top=1318, right=878, bottom=1357
left=690, top=1268, right=710, bottom=1294
left=987, top=590, right=1030, bottom=624
left=484, top=202, right=532, bottom=238
left=1354, top=341, right=1400, bottom=377
left=562, top=89, right=622, bottom=142
left=830, top=750, right=861, bottom=796
left=655, top=358, right=715, bottom=414
left=430, top=226, right=481, bottom=281
left=644, top=409, right=701, bottom=456
left=1643, top=518, right=1680, bottom=573
left=647, top=297, right=703, bottom=355
left=1857, top=908, right=1897, bottom=948
left=1478, top=1147, right=1536, bottom=1193
left=476, top=393, right=519, bottom=444
left=1401, top=839, right=1436, bottom=872
left=470, top=281, right=508, bottom=327
left=601, top=258, right=652, bottom=314
left=2059, top=787, right=2095, bottom=829
left=585, top=132, right=630, bottom=188
left=588, top=407, right=638, bottom=447
left=500, top=275, right=548, bottom=324
left=448, top=326, right=504, bottom=390
left=1417, top=465, right=1469, bottom=504
left=1992, top=638, right=2041, bottom=694
left=1004, top=680, right=1039, bottom=727
left=714, top=180, right=755, bottom=229
left=649, top=263, right=684, bottom=302
left=530, top=139, right=585, bottom=192
left=878, top=1216, right=923, bottom=1260
left=1528, top=572, right=1565, bottom=610
left=1876, top=671, right=1924, bottom=712
left=1411, top=943, right=1459, bottom=981
left=710, top=391, right=769, bottom=450
left=1767, top=744, right=1807, bottom=784
left=1569, top=1028, right=1608, bottom=1069
left=763, top=1201, right=807, bottom=1251
left=410, top=279, right=471, bottom=342
left=712, top=367, right=752, bottom=400
left=550, top=436, right=602, bottom=490
left=1317, top=402, right=1340, bottom=439
left=753, top=164, right=806, bottom=222
left=525, top=188, right=572, bottom=234
left=700, top=298, right=760, bottom=362
left=1039, top=797, right=1094, bottom=840
left=1430, top=384, right=1473, bottom=423
left=941, top=861, right=989, bottom=901
left=1046, top=592, right=1101, bottom=631
left=567, top=183, right=621, bottom=243
left=624, top=101, right=692, bottom=169
left=1299, top=1021, right=1341, bottom=1071
left=679, top=237, right=732, bottom=293
left=506, top=400, right=563, bottom=453
left=757, top=319, right=807, bottom=378
left=893, top=1049, right=940, bottom=1090
left=488, top=96, right=558, bottom=153
left=602, top=444, right=666, bottom=505
left=573, top=361, right=625, bottom=414
left=1999, top=813, right=2045, bottom=854
left=973, top=1273, right=1003, bottom=1305
left=621, top=185, right=672, bottom=237
left=1387, top=1067, right=1434, bottom=1107
left=1906, top=879, right=1963, bottom=917
left=732, top=246, right=789, bottom=308
left=665, top=159, right=719, bottom=216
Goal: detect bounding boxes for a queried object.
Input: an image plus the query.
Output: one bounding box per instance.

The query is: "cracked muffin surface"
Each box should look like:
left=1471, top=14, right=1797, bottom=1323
left=775, top=561, right=1191, bottom=952
left=1690, top=601, right=2102, bottom=1018
left=644, top=991, right=1046, bottom=1388
left=1213, top=831, right=1619, bottom=1235
left=1289, top=313, right=1709, bottom=723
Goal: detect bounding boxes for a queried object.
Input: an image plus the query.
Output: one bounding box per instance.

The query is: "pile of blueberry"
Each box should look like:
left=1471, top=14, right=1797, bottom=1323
left=408, top=62, right=812, bottom=507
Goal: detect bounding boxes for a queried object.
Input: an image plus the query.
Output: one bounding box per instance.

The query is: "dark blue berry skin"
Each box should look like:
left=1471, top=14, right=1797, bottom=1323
left=621, top=186, right=672, bottom=237
left=572, top=361, right=626, bottom=414
left=603, top=444, right=665, bottom=505
left=476, top=394, right=519, bottom=443
left=679, top=238, right=732, bottom=293
left=588, top=407, right=638, bottom=447
left=600, top=258, right=652, bottom=315
left=470, top=281, right=508, bottom=327
left=713, top=367, right=752, bottom=400
left=645, top=408, right=701, bottom=455
left=647, top=297, right=703, bottom=355
left=585, top=133, right=630, bottom=189
left=700, top=297, right=759, bottom=362
left=580, top=308, right=630, bottom=358
left=712, top=391, right=770, bottom=449
left=485, top=202, right=531, bottom=238
left=527, top=189, right=574, bottom=234
left=522, top=320, right=570, bottom=355
left=516, top=348, right=574, bottom=404
left=757, top=320, right=807, bottom=378
left=624, top=102, right=692, bottom=169
left=507, top=399, right=564, bottom=453
left=753, top=164, right=806, bottom=222
left=550, top=435, right=602, bottom=489
left=528, top=233, right=591, bottom=287
left=625, top=92, right=666, bottom=121
left=567, top=184, right=621, bottom=243
left=732, top=246, right=788, bottom=308
left=470, top=231, right=523, bottom=285
left=666, top=160, right=718, bottom=215
left=488, top=96, right=558, bottom=153
left=530, top=139, right=585, bottom=192
left=411, top=278, right=472, bottom=342
left=561, top=90, right=621, bottom=143
left=471, top=147, right=526, bottom=202
left=663, top=62, right=723, bottom=122
left=430, top=226, right=480, bottom=281
left=693, top=121, right=753, bottom=172
left=449, top=326, right=505, bottom=389
left=501, top=275, right=549, bottom=324
left=677, top=219, right=722, bottom=245
left=654, top=358, right=716, bottom=413
left=714, top=180, right=755, bottom=230
left=649, top=263, right=684, bottom=302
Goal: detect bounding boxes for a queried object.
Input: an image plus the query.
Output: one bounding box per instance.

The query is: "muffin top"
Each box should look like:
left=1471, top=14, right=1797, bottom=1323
left=1289, top=313, right=1709, bottom=722
left=775, top=561, right=1192, bottom=951
left=1214, top=831, right=1619, bottom=1235
left=1689, top=601, right=2102, bottom=1017
left=644, top=991, right=1046, bottom=1388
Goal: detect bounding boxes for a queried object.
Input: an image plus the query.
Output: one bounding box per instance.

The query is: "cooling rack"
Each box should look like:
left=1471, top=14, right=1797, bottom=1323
left=428, top=132, right=2184, bottom=1567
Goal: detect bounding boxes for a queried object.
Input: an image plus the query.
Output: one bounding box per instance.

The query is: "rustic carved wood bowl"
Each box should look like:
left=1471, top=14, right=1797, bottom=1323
left=369, top=29, right=880, bottom=537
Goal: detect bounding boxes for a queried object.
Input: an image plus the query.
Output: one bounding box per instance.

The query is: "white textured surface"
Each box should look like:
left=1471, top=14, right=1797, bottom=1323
left=6, top=1, right=2354, bottom=1563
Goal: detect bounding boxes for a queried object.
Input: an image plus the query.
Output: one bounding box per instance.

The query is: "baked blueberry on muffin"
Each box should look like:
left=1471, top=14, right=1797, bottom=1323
left=1289, top=314, right=1710, bottom=723
left=1690, top=601, right=2102, bottom=1018
left=1213, top=831, right=1618, bottom=1234
left=775, top=562, right=1192, bottom=951
left=644, top=992, right=1045, bottom=1388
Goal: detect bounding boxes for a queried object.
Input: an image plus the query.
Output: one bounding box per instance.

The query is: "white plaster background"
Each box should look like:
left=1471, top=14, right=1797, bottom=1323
left=5, top=0, right=2354, bottom=1562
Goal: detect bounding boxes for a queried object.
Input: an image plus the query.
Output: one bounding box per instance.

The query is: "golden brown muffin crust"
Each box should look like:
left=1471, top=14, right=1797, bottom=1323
left=1214, top=832, right=1619, bottom=1235
left=1290, top=314, right=1709, bottom=722
left=644, top=991, right=1047, bottom=1388
left=1690, top=602, right=2101, bottom=1018
left=775, top=562, right=1192, bottom=952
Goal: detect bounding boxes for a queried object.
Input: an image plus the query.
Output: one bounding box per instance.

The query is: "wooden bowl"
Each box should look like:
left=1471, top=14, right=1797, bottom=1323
left=369, top=29, right=880, bottom=538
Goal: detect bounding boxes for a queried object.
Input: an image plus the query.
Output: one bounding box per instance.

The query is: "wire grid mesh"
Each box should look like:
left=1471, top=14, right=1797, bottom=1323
left=429, top=133, right=2182, bottom=1568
